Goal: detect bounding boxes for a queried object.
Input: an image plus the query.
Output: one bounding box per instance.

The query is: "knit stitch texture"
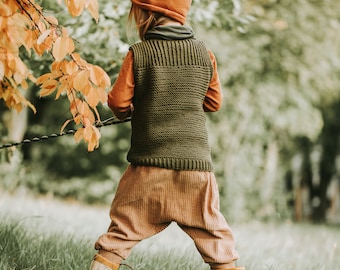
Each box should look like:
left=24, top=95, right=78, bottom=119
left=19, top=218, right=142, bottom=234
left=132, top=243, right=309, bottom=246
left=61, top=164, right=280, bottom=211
left=128, top=39, right=214, bottom=171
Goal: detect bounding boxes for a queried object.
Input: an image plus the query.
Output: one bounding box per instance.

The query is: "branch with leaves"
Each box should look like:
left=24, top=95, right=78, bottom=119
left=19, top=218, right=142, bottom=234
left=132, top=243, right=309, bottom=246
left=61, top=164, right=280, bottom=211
left=0, top=0, right=110, bottom=151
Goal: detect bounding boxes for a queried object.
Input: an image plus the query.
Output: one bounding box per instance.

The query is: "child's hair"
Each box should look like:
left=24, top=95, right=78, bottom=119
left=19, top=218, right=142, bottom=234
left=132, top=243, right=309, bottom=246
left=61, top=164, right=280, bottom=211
left=127, top=4, right=174, bottom=40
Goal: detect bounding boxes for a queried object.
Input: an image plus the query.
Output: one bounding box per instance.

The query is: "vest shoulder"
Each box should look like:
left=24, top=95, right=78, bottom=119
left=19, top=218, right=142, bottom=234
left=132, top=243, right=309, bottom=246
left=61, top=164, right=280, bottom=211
left=130, top=39, right=212, bottom=68
left=130, top=39, right=209, bottom=51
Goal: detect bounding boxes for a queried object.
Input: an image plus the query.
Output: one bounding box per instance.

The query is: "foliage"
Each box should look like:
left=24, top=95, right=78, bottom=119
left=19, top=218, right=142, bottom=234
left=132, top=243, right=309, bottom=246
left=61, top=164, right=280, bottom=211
left=0, top=0, right=110, bottom=151
left=196, top=0, right=340, bottom=221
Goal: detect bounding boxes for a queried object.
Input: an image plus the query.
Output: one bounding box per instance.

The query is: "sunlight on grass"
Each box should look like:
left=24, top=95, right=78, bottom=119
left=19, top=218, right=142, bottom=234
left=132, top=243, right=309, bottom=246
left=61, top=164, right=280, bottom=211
left=234, top=222, right=340, bottom=270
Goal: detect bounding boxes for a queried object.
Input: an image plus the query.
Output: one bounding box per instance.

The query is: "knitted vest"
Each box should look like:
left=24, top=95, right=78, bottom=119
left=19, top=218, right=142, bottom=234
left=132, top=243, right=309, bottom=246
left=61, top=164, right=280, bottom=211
left=128, top=39, right=214, bottom=171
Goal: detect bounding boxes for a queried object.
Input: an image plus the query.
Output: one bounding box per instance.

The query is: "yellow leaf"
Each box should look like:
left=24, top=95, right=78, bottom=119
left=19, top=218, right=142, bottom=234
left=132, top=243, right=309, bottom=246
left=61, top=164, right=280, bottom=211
left=89, top=65, right=111, bottom=89
left=83, top=125, right=100, bottom=151
left=65, top=36, right=75, bottom=54
left=70, top=98, right=80, bottom=117
left=40, top=79, right=58, bottom=97
left=98, top=87, right=108, bottom=103
left=87, top=133, right=100, bottom=151
left=61, top=60, right=78, bottom=75
left=36, top=73, right=52, bottom=85
left=37, top=29, right=52, bottom=45
left=83, top=125, right=92, bottom=140
left=73, top=70, right=89, bottom=93
left=45, top=16, right=58, bottom=25
left=21, top=79, right=28, bottom=90
left=74, top=127, right=84, bottom=143
left=55, top=82, right=68, bottom=99
left=74, top=114, right=82, bottom=125
left=13, top=58, right=28, bottom=82
left=86, top=0, right=99, bottom=22
left=67, top=0, right=85, bottom=17
left=53, top=36, right=67, bottom=61
left=86, top=87, right=99, bottom=108
left=71, top=52, right=88, bottom=66
left=78, top=101, right=95, bottom=124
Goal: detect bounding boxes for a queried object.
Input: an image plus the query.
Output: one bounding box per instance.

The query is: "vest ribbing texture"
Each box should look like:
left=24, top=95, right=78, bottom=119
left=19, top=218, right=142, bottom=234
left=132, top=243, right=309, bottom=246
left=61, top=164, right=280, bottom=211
left=128, top=39, right=214, bottom=171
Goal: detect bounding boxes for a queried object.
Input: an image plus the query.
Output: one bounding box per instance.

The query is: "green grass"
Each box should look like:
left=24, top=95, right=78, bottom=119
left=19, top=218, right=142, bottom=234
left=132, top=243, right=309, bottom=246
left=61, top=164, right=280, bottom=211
left=1, top=193, right=340, bottom=270
left=1, top=218, right=340, bottom=270
left=0, top=218, right=206, bottom=270
left=0, top=219, right=93, bottom=270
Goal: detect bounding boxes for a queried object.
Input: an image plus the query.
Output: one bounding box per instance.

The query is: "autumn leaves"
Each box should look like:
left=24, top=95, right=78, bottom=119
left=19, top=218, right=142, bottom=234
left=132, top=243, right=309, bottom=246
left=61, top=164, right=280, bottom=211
left=0, top=0, right=37, bottom=113
left=36, top=55, right=110, bottom=151
left=0, top=0, right=110, bottom=151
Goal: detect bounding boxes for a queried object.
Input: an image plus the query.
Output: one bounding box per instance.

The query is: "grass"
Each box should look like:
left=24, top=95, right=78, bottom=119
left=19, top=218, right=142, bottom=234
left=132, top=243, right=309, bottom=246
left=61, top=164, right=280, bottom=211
left=0, top=220, right=93, bottom=270
left=1, top=193, right=340, bottom=270
left=0, top=218, right=206, bottom=270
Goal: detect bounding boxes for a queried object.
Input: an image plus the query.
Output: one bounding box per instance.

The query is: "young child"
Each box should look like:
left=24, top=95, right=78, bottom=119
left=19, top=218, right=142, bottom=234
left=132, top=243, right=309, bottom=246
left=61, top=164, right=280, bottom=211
left=90, top=1, right=245, bottom=269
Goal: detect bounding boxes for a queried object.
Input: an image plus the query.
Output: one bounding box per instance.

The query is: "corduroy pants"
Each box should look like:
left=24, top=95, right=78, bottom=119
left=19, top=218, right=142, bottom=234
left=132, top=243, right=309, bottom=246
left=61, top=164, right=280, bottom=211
left=95, top=165, right=239, bottom=268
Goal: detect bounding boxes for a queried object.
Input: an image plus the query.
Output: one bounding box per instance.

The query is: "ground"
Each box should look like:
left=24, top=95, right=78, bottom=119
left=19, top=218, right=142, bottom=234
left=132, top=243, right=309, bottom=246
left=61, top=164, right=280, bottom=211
left=1, top=190, right=340, bottom=270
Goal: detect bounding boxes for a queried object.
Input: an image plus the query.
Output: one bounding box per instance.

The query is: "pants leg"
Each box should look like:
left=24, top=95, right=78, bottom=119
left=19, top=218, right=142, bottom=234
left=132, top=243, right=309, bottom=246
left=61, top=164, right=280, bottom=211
left=95, top=165, right=171, bottom=263
left=175, top=171, right=239, bottom=266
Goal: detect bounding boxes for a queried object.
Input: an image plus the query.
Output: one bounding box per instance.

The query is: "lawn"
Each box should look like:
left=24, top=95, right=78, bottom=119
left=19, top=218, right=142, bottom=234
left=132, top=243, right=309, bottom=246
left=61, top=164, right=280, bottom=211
left=1, top=192, right=339, bottom=270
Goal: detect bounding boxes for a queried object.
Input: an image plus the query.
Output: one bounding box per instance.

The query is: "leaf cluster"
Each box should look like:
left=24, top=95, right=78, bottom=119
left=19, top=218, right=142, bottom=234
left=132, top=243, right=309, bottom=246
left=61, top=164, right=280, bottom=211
left=0, top=0, right=110, bottom=151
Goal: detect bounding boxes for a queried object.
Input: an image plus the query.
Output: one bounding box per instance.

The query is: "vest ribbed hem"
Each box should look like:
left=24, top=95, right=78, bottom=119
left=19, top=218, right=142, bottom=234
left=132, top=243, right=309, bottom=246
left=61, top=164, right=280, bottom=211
left=128, top=157, right=213, bottom=172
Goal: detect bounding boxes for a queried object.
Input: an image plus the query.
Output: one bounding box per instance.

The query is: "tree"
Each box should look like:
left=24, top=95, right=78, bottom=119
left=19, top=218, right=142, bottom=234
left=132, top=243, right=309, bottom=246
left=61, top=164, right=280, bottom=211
left=0, top=0, right=110, bottom=151
left=200, top=0, right=340, bottom=222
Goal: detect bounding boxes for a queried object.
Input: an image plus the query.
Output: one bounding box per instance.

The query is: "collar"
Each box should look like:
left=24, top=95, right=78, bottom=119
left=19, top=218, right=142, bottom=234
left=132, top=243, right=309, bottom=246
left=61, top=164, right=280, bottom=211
left=145, top=25, right=195, bottom=40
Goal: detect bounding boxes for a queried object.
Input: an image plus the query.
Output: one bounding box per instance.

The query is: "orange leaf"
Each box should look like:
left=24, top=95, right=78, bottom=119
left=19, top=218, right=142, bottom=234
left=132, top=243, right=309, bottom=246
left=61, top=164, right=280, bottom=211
left=86, top=0, right=99, bottom=22
left=45, top=16, right=58, bottom=25
left=67, top=0, right=85, bottom=17
left=65, top=36, right=75, bottom=54
left=40, top=79, right=58, bottom=97
left=74, top=114, right=82, bottom=125
left=55, top=82, right=68, bottom=99
left=88, top=127, right=100, bottom=151
left=74, top=127, right=84, bottom=143
left=89, top=65, right=111, bottom=89
left=70, top=98, right=80, bottom=117
left=71, top=52, right=88, bottom=67
left=61, top=60, right=78, bottom=75
left=84, top=125, right=100, bottom=151
left=73, top=70, right=89, bottom=93
left=53, top=36, right=67, bottom=61
left=37, top=29, right=52, bottom=45
left=13, top=58, right=28, bottom=81
left=36, top=73, right=52, bottom=85
left=21, top=79, right=28, bottom=90
left=86, top=87, right=99, bottom=108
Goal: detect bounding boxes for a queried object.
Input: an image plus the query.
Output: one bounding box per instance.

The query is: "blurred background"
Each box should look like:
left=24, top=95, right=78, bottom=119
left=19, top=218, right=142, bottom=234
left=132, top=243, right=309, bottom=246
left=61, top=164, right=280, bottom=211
left=1, top=0, right=340, bottom=225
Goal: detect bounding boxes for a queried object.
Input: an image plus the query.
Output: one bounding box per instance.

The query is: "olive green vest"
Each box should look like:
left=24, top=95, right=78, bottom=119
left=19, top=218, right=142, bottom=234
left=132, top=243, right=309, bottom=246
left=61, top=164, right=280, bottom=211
left=127, top=39, right=214, bottom=171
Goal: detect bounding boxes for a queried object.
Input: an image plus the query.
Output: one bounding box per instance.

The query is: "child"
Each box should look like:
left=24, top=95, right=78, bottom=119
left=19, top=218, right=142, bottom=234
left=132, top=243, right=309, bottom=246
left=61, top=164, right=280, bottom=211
left=90, top=0, right=245, bottom=269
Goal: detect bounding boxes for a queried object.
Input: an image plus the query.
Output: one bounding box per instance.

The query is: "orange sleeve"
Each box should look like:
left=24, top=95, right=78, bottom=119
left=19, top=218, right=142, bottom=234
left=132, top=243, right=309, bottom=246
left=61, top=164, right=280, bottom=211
left=107, top=50, right=135, bottom=120
left=203, top=50, right=223, bottom=112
